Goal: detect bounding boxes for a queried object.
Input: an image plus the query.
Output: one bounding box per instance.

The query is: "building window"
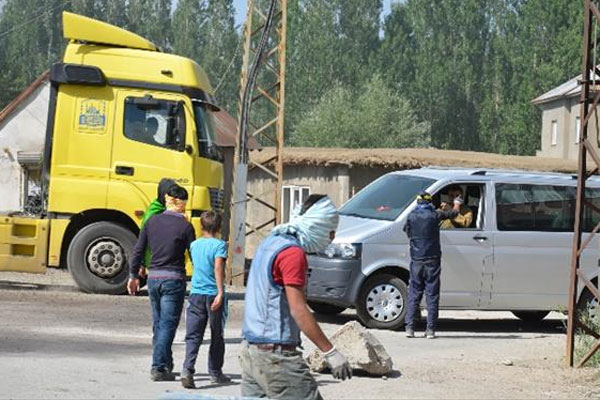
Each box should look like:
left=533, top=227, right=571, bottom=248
left=575, top=116, right=581, bottom=144
left=551, top=120, right=558, bottom=146
left=282, top=185, right=310, bottom=223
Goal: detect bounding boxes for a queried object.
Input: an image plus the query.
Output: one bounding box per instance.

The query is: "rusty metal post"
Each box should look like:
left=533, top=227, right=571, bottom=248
left=227, top=0, right=287, bottom=286
left=567, top=0, right=600, bottom=367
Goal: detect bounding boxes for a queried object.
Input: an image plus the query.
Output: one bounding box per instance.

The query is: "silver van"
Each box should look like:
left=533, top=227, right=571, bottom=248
left=306, top=167, right=600, bottom=330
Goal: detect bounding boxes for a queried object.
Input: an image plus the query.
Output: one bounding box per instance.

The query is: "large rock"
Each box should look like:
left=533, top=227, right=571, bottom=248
left=306, top=321, right=393, bottom=376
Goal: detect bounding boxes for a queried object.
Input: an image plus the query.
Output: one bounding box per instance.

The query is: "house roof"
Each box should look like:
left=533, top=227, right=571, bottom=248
left=0, top=70, right=50, bottom=125
left=0, top=71, right=257, bottom=149
left=532, top=70, right=600, bottom=105
left=250, top=147, right=578, bottom=173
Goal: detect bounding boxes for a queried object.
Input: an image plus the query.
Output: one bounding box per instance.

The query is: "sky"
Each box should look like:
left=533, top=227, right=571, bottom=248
left=231, top=0, right=399, bottom=29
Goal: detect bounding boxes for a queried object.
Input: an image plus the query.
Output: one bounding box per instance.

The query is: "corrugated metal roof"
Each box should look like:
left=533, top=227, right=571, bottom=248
left=532, top=70, right=600, bottom=105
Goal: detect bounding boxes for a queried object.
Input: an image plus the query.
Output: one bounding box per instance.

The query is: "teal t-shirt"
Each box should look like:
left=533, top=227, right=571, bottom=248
left=190, top=237, right=227, bottom=295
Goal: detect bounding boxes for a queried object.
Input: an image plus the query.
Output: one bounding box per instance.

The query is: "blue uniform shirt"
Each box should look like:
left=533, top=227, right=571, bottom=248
left=190, top=237, right=228, bottom=295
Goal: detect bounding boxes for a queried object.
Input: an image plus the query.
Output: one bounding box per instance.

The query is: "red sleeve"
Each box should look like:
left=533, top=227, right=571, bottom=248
left=272, top=246, right=308, bottom=287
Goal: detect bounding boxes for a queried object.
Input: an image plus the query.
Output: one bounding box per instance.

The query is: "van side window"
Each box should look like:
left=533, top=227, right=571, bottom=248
left=123, top=97, right=185, bottom=151
left=496, top=183, right=577, bottom=231
left=435, top=184, right=484, bottom=229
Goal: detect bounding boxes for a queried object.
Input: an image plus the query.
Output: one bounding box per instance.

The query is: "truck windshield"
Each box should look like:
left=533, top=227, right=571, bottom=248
left=193, top=101, right=222, bottom=161
left=339, top=174, right=435, bottom=221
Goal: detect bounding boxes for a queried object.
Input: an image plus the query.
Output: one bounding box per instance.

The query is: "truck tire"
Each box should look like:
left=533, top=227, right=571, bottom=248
left=511, top=311, right=550, bottom=323
left=67, top=222, right=136, bottom=295
left=308, top=301, right=346, bottom=315
left=356, top=273, right=408, bottom=330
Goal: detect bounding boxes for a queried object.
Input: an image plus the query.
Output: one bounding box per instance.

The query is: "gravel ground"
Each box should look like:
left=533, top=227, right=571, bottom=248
left=1, top=269, right=599, bottom=399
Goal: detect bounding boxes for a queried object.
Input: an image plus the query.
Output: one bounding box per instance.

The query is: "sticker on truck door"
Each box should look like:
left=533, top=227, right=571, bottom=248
left=78, top=99, right=107, bottom=132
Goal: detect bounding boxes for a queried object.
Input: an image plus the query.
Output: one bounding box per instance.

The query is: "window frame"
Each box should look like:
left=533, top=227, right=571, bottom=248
left=575, top=116, right=581, bottom=144
left=433, top=182, right=486, bottom=231
left=551, top=120, right=558, bottom=146
left=281, top=185, right=311, bottom=223
left=122, top=96, right=186, bottom=152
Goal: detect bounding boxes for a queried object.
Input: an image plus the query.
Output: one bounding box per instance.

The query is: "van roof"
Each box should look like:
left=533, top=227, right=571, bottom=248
left=396, top=167, right=600, bottom=186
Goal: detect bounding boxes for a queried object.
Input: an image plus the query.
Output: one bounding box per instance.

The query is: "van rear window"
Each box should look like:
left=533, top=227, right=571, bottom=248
left=339, top=174, right=434, bottom=221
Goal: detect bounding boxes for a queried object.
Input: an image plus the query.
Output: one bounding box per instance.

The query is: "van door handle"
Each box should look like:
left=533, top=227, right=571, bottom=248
left=115, top=165, right=134, bottom=176
left=473, top=235, right=488, bottom=242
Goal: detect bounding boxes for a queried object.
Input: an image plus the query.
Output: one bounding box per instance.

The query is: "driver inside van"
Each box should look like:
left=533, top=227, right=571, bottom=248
left=439, top=186, right=473, bottom=229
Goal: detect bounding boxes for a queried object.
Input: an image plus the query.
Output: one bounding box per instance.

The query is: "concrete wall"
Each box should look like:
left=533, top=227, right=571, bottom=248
left=537, top=96, right=600, bottom=161
left=0, top=82, right=49, bottom=212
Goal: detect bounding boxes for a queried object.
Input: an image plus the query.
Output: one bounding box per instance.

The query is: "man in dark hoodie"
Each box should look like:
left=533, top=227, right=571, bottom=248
left=136, top=178, right=177, bottom=280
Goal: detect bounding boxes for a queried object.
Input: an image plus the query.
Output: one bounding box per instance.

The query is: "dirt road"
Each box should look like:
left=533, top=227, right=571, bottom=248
left=0, top=270, right=598, bottom=399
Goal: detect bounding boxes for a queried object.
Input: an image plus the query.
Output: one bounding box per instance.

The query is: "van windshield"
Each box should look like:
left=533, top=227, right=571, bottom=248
left=339, top=174, right=435, bottom=221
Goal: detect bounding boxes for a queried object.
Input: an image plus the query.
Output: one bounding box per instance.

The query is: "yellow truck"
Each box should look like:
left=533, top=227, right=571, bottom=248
left=0, top=12, right=224, bottom=294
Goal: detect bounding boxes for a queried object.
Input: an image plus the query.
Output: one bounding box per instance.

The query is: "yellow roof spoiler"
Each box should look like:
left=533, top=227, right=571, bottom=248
left=62, top=12, right=158, bottom=52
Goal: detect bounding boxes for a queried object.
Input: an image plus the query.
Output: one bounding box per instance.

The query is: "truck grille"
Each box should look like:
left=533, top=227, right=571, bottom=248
left=209, top=188, right=225, bottom=212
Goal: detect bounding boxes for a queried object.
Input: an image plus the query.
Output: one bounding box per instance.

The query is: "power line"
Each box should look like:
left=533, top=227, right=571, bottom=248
left=214, top=24, right=246, bottom=95
left=0, top=0, right=71, bottom=41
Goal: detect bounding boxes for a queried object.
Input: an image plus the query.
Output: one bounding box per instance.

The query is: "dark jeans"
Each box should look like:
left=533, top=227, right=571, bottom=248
left=405, top=261, right=441, bottom=331
left=182, top=294, right=227, bottom=376
left=148, top=278, right=186, bottom=372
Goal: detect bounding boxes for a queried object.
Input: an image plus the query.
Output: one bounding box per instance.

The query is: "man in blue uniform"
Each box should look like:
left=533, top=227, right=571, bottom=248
left=403, top=191, right=461, bottom=339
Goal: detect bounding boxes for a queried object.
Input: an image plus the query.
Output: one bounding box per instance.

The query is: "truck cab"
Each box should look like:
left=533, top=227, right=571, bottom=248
left=0, top=12, right=224, bottom=294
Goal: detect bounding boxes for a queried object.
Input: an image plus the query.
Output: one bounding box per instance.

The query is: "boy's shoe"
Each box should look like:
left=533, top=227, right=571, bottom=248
left=405, top=328, right=415, bottom=338
left=425, top=329, right=436, bottom=339
left=151, top=369, right=176, bottom=382
left=181, top=373, right=196, bottom=389
left=210, top=373, right=232, bottom=384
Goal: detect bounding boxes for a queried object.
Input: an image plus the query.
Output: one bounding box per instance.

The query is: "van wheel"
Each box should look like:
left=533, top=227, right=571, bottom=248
left=356, top=273, right=408, bottom=330
left=67, top=222, right=136, bottom=295
left=308, top=301, right=346, bottom=315
left=511, top=311, right=550, bottom=322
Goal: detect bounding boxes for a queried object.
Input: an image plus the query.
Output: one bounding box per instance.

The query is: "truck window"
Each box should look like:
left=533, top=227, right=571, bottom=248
left=123, top=97, right=185, bottom=151
left=496, top=183, right=579, bottom=232
left=193, top=102, right=221, bottom=161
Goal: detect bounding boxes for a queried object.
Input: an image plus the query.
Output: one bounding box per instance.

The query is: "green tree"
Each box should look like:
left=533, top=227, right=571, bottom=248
left=292, top=75, right=430, bottom=148
left=128, top=0, right=171, bottom=50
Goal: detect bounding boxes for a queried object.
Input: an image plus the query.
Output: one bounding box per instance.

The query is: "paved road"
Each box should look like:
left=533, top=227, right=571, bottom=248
left=0, top=270, right=599, bottom=399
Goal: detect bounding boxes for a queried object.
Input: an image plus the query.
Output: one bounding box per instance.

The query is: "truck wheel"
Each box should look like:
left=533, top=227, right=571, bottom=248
left=308, top=301, right=346, bottom=315
left=511, top=311, right=550, bottom=323
left=356, top=273, right=408, bottom=330
left=67, top=222, right=136, bottom=295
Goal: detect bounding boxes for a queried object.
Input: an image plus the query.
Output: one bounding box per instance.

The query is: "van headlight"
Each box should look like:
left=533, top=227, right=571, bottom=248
left=321, top=243, right=362, bottom=259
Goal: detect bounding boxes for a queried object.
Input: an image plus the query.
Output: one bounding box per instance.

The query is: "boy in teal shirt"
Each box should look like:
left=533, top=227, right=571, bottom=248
left=181, top=211, right=230, bottom=389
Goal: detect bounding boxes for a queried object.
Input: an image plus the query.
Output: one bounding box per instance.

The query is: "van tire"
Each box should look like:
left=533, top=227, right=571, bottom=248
left=308, top=301, right=346, bottom=315
left=67, top=222, right=136, bottom=295
left=356, top=273, right=408, bottom=330
left=578, top=287, right=599, bottom=319
left=511, top=311, right=550, bottom=322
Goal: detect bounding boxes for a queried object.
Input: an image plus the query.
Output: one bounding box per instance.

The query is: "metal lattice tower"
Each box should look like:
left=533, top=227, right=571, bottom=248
left=566, top=0, right=600, bottom=368
left=227, top=0, right=287, bottom=285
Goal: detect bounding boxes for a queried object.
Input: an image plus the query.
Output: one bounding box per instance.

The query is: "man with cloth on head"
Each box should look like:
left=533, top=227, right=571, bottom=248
left=403, top=191, right=461, bottom=339
left=239, top=194, right=352, bottom=400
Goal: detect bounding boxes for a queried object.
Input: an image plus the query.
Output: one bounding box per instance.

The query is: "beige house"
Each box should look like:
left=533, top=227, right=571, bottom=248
left=533, top=72, right=599, bottom=160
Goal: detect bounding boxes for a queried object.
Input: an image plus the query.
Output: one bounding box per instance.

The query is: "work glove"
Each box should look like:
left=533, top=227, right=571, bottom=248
left=324, top=346, right=352, bottom=380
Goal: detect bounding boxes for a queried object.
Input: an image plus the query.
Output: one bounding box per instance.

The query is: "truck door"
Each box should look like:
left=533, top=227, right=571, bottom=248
left=437, top=182, right=493, bottom=308
left=109, top=90, right=193, bottom=211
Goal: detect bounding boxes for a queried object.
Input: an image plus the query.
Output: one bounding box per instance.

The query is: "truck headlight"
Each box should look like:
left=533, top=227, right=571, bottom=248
left=321, top=243, right=362, bottom=259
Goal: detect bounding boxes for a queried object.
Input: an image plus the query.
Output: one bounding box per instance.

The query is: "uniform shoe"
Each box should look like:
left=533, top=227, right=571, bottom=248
left=425, top=329, right=436, bottom=339
left=405, top=328, right=415, bottom=338
left=150, top=369, right=176, bottom=382
left=181, top=372, right=195, bottom=389
left=210, top=373, right=232, bottom=384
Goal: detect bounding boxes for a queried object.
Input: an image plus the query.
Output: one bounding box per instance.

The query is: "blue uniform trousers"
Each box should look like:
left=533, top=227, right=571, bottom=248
left=405, top=260, right=441, bottom=331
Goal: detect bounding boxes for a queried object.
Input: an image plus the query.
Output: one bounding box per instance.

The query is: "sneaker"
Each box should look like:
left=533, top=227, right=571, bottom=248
left=151, top=369, right=176, bottom=382
left=425, top=329, right=436, bottom=339
left=181, top=373, right=195, bottom=389
left=405, top=328, right=415, bottom=338
left=210, top=373, right=232, bottom=384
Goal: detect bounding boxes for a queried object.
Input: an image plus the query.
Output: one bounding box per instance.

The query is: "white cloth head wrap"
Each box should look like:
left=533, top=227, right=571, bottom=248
left=272, top=196, right=339, bottom=253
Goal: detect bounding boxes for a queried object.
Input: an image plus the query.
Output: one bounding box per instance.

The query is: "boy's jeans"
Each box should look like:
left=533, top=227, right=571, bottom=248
left=182, top=294, right=227, bottom=376
left=148, top=278, right=186, bottom=372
